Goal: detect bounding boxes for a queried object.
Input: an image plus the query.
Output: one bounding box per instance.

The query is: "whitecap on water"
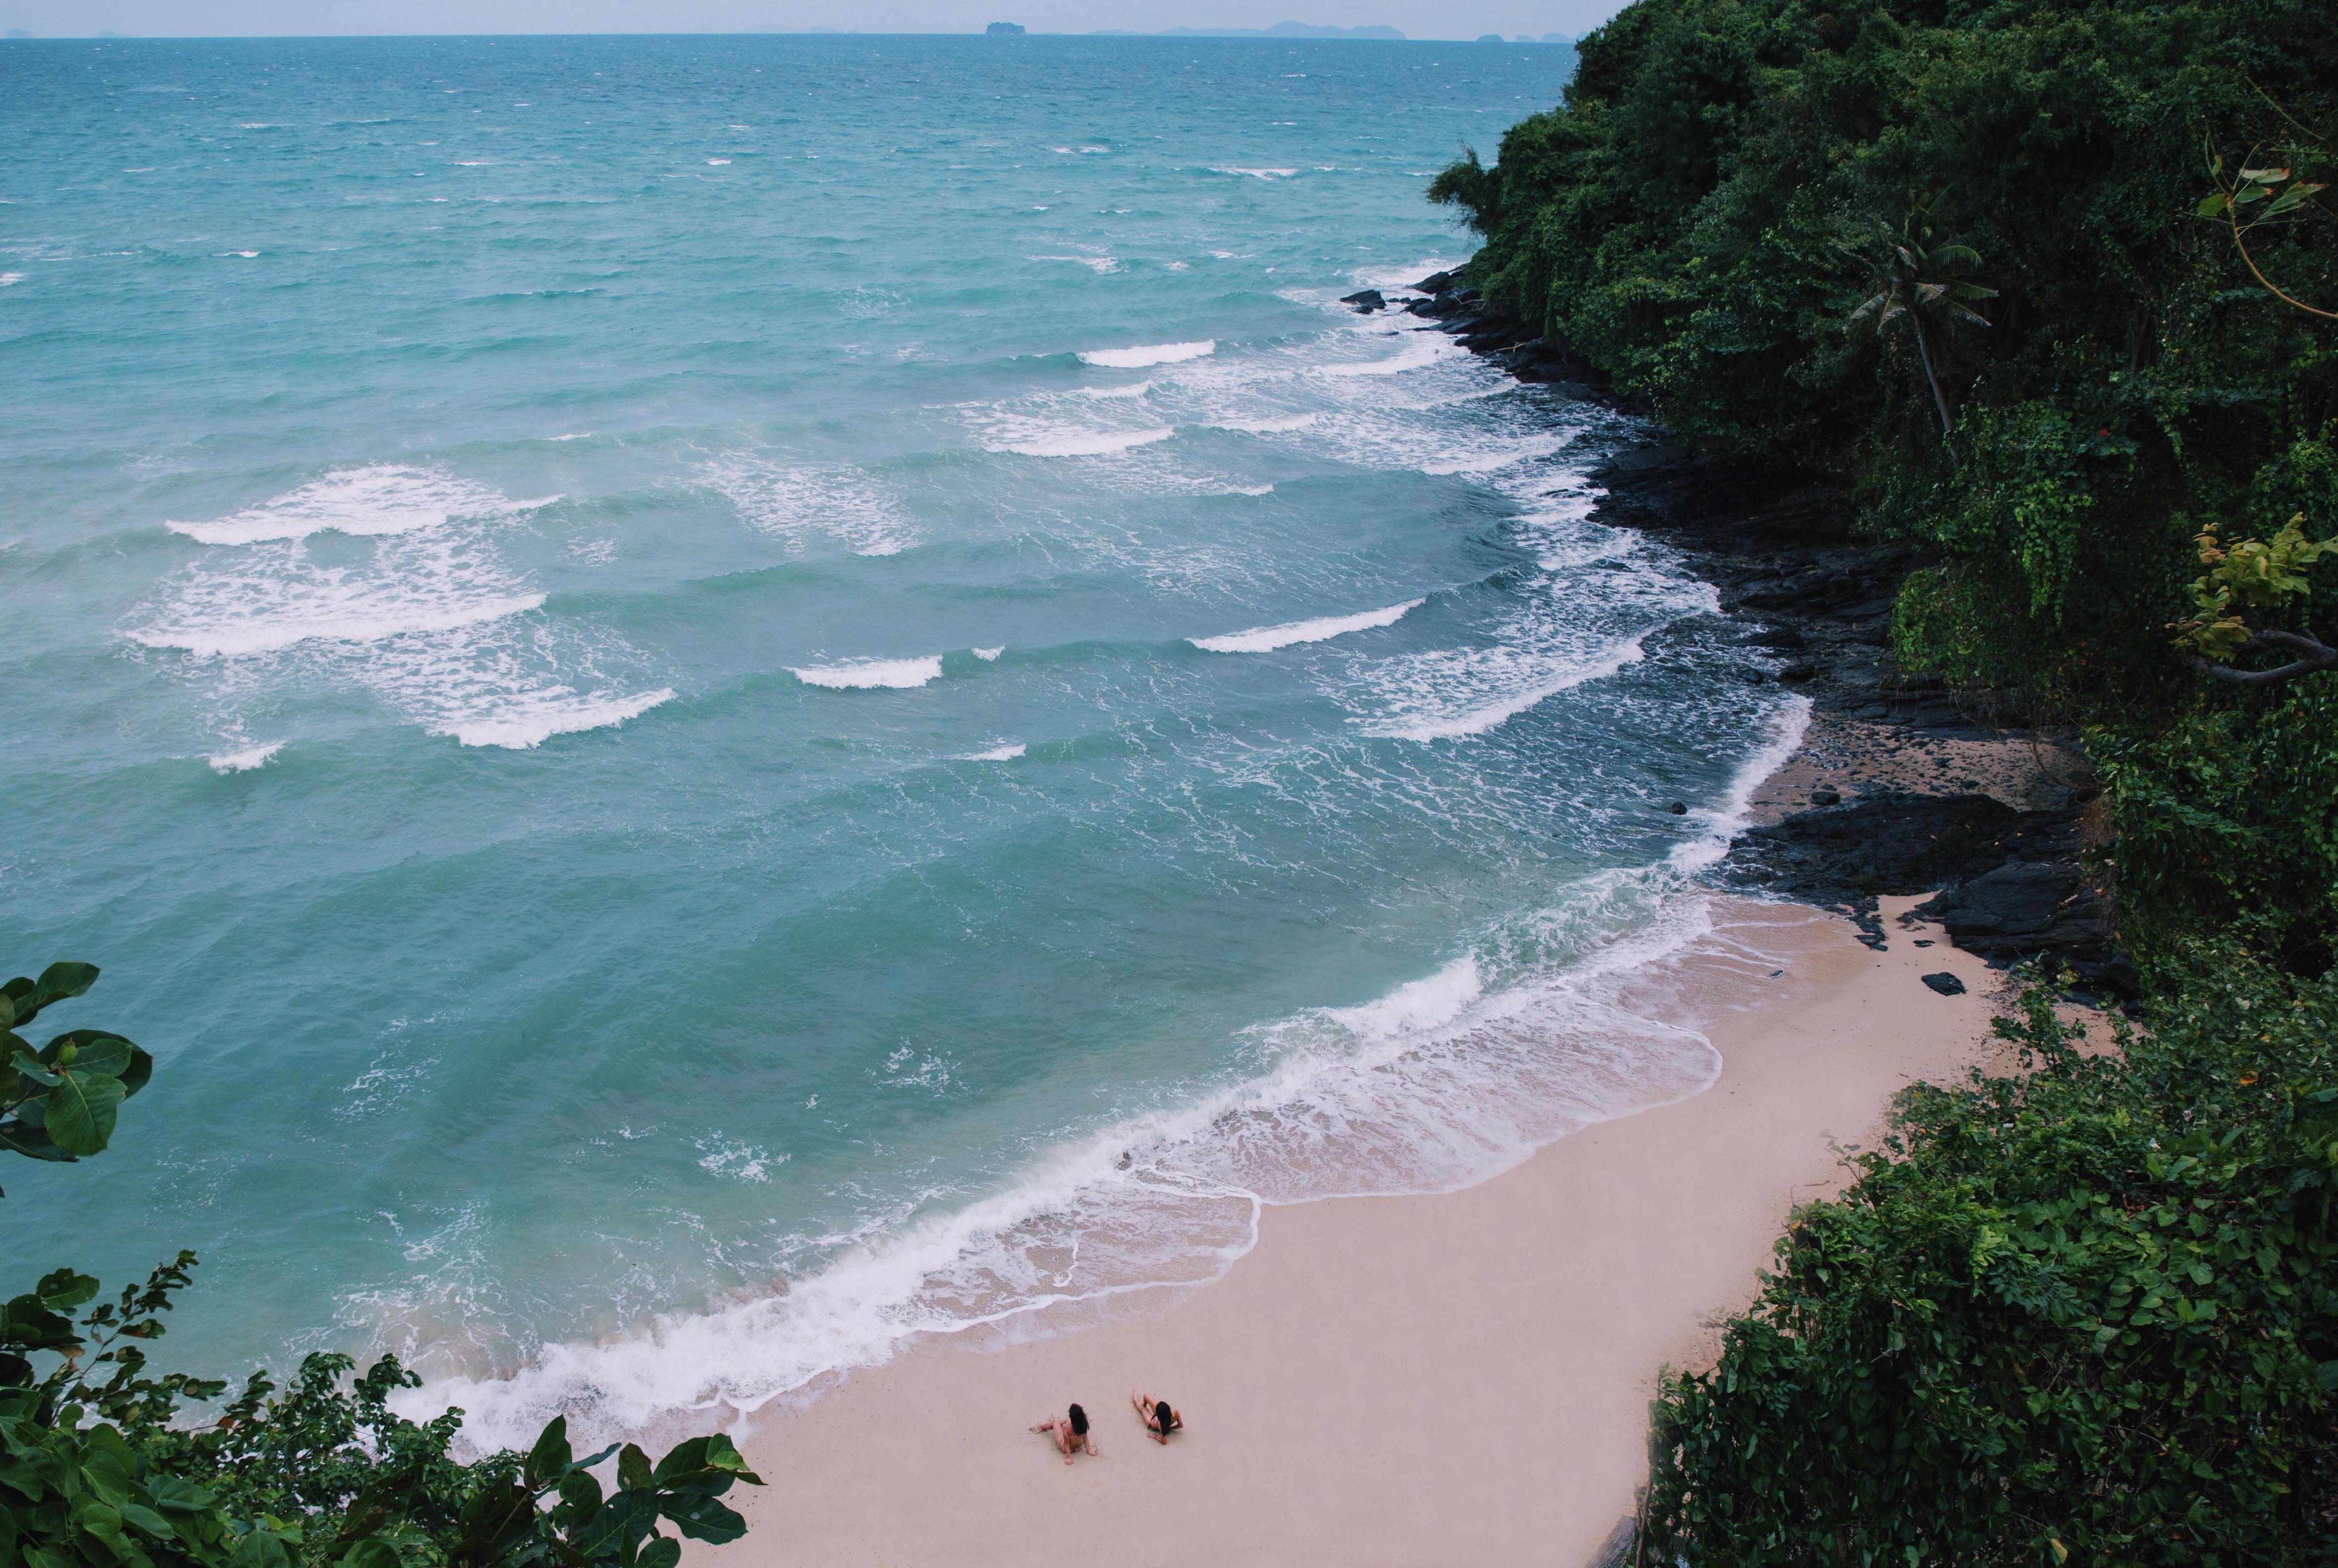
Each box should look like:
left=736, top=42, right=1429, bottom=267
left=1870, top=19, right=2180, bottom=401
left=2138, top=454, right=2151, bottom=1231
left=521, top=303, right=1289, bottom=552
left=1077, top=340, right=1214, bottom=369
left=133, top=468, right=669, bottom=750
left=164, top=465, right=559, bottom=546
left=206, top=740, right=284, bottom=773
left=1000, top=427, right=1174, bottom=458
left=701, top=458, right=917, bottom=557
left=789, top=656, right=943, bottom=690
left=1190, top=598, right=1423, bottom=654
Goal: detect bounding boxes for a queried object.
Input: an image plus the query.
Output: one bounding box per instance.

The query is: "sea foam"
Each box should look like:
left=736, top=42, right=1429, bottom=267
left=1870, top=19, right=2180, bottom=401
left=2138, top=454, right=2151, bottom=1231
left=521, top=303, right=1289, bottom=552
left=387, top=859, right=1754, bottom=1456
left=1077, top=340, right=1214, bottom=369
left=994, top=427, right=1174, bottom=458
left=790, top=657, right=943, bottom=690
left=165, top=466, right=559, bottom=546
left=1190, top=598, right=1423, bottom=654
left=206, top=741, right=284, bottom=773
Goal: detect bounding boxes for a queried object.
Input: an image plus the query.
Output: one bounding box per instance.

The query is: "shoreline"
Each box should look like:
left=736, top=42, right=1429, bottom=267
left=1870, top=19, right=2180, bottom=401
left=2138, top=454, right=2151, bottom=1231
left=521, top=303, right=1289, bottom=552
left=688, top=295, right=2112, bottom=1565
left=708, top=892, right=2006, bottom=1566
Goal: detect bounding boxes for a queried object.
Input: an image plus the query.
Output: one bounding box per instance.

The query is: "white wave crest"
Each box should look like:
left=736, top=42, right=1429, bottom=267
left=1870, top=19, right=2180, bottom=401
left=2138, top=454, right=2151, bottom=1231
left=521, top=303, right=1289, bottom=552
left=972, top=646, right=1005, bottom=661
left=1190, top=598, right=1423, bottom=654
left=166, top=466, right=560, bottom=546
left=1314, top=335, right=1456, bottom=378
left=963, top=742, right=1026, bottom=761
left=1349, top=255, right=1464, bottom=289
left=1078, top=341, right=1214, bottom=369
left=383, top=867, right=1742, bottom=1456
left=206, top=741, right=283, bottom=773
left=790, top=657, right=943, bottom=690
left=436, top=687, right=674, bottom=749
left=1210, top=166, right=1298, bottom=179
left=993, top=427, right=1174, bottom=458
left=1371, top=636, right=1648, bottom=742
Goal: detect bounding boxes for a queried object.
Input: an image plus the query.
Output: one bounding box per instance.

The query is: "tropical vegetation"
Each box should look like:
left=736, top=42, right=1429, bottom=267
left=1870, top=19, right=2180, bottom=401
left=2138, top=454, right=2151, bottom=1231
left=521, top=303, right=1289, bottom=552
left=1429, top=0, right=2338, bottom=1552
left=2, top=964, right=764, bottom=1568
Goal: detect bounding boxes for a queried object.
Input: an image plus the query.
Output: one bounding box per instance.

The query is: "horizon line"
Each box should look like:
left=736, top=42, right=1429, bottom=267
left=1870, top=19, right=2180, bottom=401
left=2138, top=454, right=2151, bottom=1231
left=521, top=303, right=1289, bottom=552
left=0, top=29, right=1575, bottom=43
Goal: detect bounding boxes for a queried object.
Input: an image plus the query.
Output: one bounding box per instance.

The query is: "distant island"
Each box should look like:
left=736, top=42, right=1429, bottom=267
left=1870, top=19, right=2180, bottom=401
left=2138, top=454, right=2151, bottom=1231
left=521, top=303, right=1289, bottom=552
left=985, top=21, right=1024, bottom=34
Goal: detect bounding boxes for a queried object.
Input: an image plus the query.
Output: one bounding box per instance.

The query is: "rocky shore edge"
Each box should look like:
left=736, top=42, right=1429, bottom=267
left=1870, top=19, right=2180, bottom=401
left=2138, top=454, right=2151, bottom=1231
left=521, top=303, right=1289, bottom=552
left=1349, top=272, right=2132, bottom=998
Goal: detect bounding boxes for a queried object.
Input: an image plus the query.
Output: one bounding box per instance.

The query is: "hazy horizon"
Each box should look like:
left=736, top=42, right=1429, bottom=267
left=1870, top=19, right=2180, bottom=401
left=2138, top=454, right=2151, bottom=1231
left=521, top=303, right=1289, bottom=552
left=0, top=3, right=1619, bottom=43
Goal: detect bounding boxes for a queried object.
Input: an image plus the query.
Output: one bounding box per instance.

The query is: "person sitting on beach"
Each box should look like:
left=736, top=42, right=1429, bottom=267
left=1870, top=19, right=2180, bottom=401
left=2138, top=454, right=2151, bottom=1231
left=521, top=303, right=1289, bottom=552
left=1030, top=1403, right=1099, bottom=1465
left=1131, top=1389, right=1183, bottom=1444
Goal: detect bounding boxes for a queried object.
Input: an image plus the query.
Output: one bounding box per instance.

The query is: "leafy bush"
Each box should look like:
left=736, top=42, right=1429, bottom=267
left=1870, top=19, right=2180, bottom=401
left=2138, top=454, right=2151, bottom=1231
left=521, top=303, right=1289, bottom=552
left=1432, top=0, right=2337, bottom=702
left=1644, top=952, right=2338, bottom=1564
left=0, top=964, right=763, bottom=1568
left=2094, top=685, right=2338, bottom=976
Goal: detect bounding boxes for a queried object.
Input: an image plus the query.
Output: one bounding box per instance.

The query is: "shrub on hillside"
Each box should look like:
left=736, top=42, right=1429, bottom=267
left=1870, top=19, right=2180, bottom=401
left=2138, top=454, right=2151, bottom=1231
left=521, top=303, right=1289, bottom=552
left=1642, top=952, right=2338, bottom=1563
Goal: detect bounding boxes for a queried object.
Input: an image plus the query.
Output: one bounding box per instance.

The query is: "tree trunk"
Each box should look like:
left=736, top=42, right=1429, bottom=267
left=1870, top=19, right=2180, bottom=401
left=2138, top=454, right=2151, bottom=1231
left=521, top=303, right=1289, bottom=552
left=1913, top=323, right=1956, bottom=446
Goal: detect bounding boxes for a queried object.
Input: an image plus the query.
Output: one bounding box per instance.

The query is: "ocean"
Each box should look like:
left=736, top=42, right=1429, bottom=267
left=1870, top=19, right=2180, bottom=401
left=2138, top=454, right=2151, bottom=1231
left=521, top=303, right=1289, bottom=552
left=0, top=32, right=1801, bottom=1449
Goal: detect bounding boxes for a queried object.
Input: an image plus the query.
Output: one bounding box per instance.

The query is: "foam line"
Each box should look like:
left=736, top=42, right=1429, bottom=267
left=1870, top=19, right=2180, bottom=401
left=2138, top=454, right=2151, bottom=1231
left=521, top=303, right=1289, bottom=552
left=1077, top=341, right=1214, bottom=369
left=1373, top=636, right=1647, bottom=742
left=385, top=863, right=1736, bottom=1456
left=167, top=466, right=559, bottom=545
left=994, top=427, right=1174, bottom=458
left=206, top=741, right=284, bottom=773
left=790, top=657, right=944, bottom=690
left=1190, top=598, right=1424, bottom=654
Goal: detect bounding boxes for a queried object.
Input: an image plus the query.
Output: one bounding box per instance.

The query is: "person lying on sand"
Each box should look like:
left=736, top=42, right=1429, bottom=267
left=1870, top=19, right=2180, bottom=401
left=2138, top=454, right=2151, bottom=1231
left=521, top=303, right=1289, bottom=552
left=1131, top=1390, right=1183, bottom=1444
left=1030, top=1403, right=1099, bottom=1465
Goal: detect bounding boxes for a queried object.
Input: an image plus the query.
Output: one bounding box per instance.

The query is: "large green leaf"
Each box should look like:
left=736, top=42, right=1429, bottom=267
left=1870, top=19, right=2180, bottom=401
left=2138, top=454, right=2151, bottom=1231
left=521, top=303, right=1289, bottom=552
left=0, top=1122, right=76, bottom=1163
left=232, top=1529, right=290, bottom=1568
left=341, top=1538, right=401, bottom=1568
left=34, top=1273, right=98, bottom=1311
left=655, top=1497, right=745, bottom=1546
left=118, top=1504, right=176, bottom=1542
left=525, top=1418, right=572, bottom=1489
left=28, top=966, right=97, bottom=1019
left=144, top=1477, right=216, bottom=1517
left=40, top=1070, right=124, bottom=1158
left=43, top=1034, right=135, bottom=1080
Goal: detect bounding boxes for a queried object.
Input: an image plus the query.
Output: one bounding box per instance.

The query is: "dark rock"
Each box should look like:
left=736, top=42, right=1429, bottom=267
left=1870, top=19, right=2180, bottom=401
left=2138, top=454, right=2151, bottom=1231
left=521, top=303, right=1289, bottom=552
left=1414, top=270, right=1454, bottom=293
left=1921, top=972, right=1968, bottom=996
left=1726, top=792, right=2075, bottom=909
left=1913, top=938, right=1934, bottom=946
left=1914, top=862, right=2132, bottom=993
left=1810, top=787, right=1840, bottom=806
left=1340, top=288, right=1385, bottom=313
left=1776, top=663, right=1818, bottom=683
left=1668, top=801, right=1688, bottom=814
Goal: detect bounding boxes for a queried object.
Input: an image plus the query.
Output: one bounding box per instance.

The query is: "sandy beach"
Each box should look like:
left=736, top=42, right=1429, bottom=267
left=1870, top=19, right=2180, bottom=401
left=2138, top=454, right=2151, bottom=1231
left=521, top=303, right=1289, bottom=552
left=704, top=892, right=2007, bottom=1568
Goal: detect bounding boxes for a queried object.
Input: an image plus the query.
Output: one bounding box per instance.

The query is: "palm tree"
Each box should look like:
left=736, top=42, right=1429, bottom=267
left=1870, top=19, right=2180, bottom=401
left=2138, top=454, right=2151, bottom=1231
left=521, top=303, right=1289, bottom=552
left=1847, top=212, right=1997, bottom=448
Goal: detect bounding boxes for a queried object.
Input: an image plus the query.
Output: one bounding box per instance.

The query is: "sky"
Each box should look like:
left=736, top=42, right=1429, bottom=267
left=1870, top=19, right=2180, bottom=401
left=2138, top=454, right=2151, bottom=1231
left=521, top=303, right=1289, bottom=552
left=1, top=1, right=1621, bottom=42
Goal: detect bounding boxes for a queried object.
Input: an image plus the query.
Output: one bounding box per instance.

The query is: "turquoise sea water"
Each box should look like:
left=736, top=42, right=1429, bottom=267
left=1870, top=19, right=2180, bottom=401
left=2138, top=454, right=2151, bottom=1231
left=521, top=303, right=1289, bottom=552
left=2, top=34, right=1798, bottom=1447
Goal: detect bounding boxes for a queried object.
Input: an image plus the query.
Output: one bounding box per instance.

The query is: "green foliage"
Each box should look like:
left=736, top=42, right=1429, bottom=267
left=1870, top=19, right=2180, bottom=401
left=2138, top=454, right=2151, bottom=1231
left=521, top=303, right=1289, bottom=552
left=1, top=962, right=763, bottom=1568
left=2095, top=685, right=2338, bottom=974
left=1431, top=0, right=2338, bottom=707
left=1644, top=951, right=2338, bottom=1564
left=2175, top=514, right=2338, bottom=659
left=1, top=964, right=152, bottom=1172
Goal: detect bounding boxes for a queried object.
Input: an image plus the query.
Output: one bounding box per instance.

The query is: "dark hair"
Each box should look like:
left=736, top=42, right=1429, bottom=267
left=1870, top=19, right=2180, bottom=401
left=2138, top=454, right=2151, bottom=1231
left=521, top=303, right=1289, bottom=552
left=1155, top=1400, right=1174, bottom=1436
left=1067, top=1403, right=1089, bottom=1436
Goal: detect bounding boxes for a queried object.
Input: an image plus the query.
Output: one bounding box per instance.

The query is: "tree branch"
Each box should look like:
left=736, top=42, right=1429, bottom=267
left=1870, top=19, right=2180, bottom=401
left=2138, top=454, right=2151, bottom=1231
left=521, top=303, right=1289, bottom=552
left=2229, top=206, right=2338, bottom=320
left=2189, top=628, right=2338, bottom=685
